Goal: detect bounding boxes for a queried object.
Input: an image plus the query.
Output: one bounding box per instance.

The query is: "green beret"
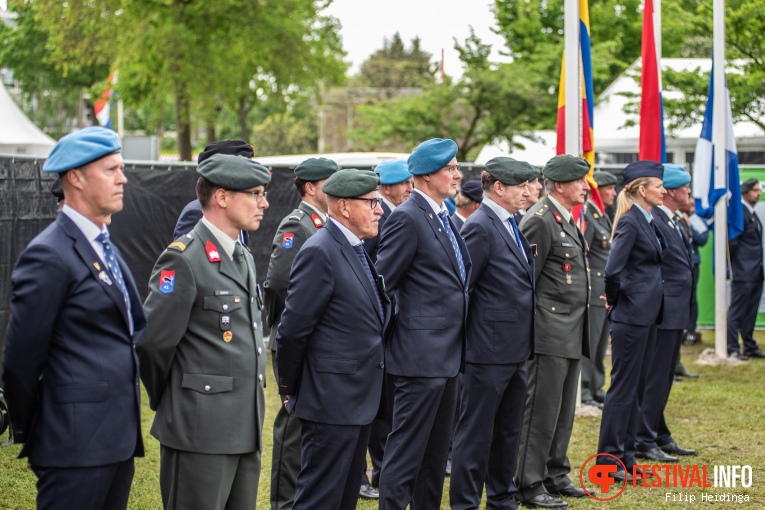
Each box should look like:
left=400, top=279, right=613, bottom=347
left=322, top=169, right=380, bottom=198
left=742, top=178, right=760, bottom=194
left=542, top=154, right=591, bottom=182
left=485, top=157, right=537, bottom=185
left=593, top=170, right=617, bottom=187
left=197, top=153, right=271, bottom=189
left=294, top=157, right=339, bottom=181
left=529, top=166, right=542, bottom=180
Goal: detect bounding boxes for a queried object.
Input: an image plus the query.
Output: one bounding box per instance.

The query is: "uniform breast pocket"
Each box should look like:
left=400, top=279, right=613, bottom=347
left=551, top=245, right=582, bottom=262
left=204, top=296, right=243, bottom=331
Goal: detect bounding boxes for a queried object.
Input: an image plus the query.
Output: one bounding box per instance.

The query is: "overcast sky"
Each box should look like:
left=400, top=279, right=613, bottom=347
left=324, top=0, right=509, bottom=79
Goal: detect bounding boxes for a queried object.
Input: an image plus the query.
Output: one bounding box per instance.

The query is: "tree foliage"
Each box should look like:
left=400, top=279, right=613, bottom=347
left=357, top=32, right=434, bottom=89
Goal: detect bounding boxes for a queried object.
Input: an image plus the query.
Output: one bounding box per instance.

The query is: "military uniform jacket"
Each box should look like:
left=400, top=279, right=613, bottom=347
left=263, top=202, right=323, bottom=329
left=519, top=196, right=590, bottom=359
left=275, top=220, right=390, bottom=426
left=138, top=221, right=267, bottom=455
left=376, top=191, right=472, bottom=377
left=3, top=213, right=146, bottom=467
left=583, top=201, right=612, bottom=307
left=604, top=207, right=665, bottom=326
left=652, top=207, right=693, bottom=330
left=729, top=205, right=764, bottom=282
left=462, top=204, right=535, bottom=364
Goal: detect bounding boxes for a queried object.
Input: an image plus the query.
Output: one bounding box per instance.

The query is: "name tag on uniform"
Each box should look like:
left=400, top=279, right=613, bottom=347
left=215, top=290, right=233, bottom=296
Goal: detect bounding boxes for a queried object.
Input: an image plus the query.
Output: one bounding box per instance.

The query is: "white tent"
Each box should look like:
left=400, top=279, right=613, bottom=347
left=0, top=81, right=56, bottom=157
left=476, top=58, right=765, bottom=167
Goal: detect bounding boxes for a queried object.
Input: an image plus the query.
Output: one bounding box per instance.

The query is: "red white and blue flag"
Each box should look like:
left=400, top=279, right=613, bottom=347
left=638, top=0, right=666, bottom=162
left=94, top=73, right=115, bottom=129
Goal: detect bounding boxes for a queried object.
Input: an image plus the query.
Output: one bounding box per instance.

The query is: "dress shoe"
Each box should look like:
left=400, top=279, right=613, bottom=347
left=359, top=483, right=379, bottom=499
left=674, top=375, right=683, bottom=382
left=744, top=348, right=765, bottom=358
left=679, top=369, right=699, bottom=378
left=730, top=352, right=749, bottom=361
left=636, top=447, right=678, bottom=462
left=521, top=493, right=569, bottom=508
left=593, top=391, right=606, bottom=403
left=445, top=459, right=452, bottom=476
left=612, top=469, right=632, bottom=484
left=582, top=399, right=603, bottom=409
left=550, top=484, right=590, bottom=498
left=660, top=441, right=696, bottom=456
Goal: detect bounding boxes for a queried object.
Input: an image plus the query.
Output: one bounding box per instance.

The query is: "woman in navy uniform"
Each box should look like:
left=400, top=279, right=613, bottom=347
left=596, top=161, right=666, bottom=481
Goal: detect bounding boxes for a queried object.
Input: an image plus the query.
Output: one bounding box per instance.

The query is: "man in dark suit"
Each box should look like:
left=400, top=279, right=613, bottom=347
left=364, top=159, right=413, bottom=262
left=581, top=171, right=617, bottom=406
left=263, top=157, right=339, bottom=510
left=517, top=155, right=591, bottom=508
left=173, top=139, right=255, bottom=243
left=636, top=164, right=696, bottom=462
left=360, top=159, right=412, bottom=498
left=450, top=179, right=483, bottom=230
left=376, top=138, right=471, bottom=510
left=678, top=200, right=709, bottom=347
left=728, top=178, right=765, bottom=360
left=3, top=127, right=147, bottom=510
left=138, top=155, right=271, bottom=509
left=449, top=158, right=536, bottom=510
left=276, top=169, right=389, bottom=510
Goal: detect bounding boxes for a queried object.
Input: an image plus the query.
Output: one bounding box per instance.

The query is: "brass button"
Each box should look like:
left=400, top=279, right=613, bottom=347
left=597, top=272, right=602, bottom=276
left=251, top=297, right=254, bottom=303
left=257, top=347, right=262, bottom=355
left=204, top=385, right=211, bottom=392
left=223, top=304, right=229, bottom=311
left=565, top=253, right=570, bottom=258
left=551, top=307, right=556, bottom=312
left=253, top=322, right=258, bottom=330
left=258, top=374, right=263, bottom=382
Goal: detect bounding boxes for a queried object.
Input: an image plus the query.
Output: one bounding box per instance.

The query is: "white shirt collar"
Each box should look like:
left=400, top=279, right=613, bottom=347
left=381, top=196, right=397, bottom=212
left=329, top=217, right=362, bottom=246
left=201, top=216, right=237, bottom=258
left=632, top=203, right=653, bottom=223
left=482, top=197, right=511, bottom=222
left=62, top=204, right=107, bottom=241
left=547, top=195, right=572, bottom=223
left=657, top=204, right=676, bottom=221
left=414, top=188, right=449, bottom=216
left=301, top=201, right=327, bottom=222
left=743, top=200, right=755, bottom=214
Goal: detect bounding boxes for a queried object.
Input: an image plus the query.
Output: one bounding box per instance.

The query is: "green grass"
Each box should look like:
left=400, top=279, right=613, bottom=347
left=2, top=331, right=765, bottom=509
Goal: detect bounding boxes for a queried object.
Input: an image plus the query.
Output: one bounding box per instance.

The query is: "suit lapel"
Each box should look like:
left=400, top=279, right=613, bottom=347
left=634, top=208, right=662, bottom=256
left=58, top=215, right=132, bottom=332
left=484, top=206, right=532, bottom=278
left=327, top=222, right=385, bottom=323
left=413, top=193, right=465, bottom=284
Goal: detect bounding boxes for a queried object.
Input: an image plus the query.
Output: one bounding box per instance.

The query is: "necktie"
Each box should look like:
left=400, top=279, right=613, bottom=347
left=232, top=242, right=249, bottom=284
left=352, top=244, right=384, bottom=319
left=96, top=232, right=133, bottom=331
left=438, top=211, right=466, bottom=283
left=508, top=216, right=527, bottom=261
left=650, top=220, right=663, bottom=253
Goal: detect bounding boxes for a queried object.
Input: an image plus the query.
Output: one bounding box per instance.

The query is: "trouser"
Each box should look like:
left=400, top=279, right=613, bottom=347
left=271, top=349, right=302, bottom=510
left=582, top=305, right=609, bottom=401
left=33, top=459, right=135, bottom=510
left=727, top=279, right=764, bottom=354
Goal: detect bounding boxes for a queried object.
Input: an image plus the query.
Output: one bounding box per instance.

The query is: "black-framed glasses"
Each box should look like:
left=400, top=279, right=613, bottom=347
left=444, top=164, right=461, bottom=175
left=229, top=189, right=268, bottom=203
left=345, top=197, right=383, bottom=210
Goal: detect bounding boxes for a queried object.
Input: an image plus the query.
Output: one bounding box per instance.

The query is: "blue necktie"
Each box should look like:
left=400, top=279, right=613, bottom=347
left=508, top=216, right=528, bottom=262
left=352, top=244, right=384, bottom=319
left=438, top=211, right=466, bottom=283
left=96, top=232, right=133, bottom=332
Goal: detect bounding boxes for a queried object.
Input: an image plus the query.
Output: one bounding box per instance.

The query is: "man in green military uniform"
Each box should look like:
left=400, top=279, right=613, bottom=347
left=516, top=155, right=592, bottom=509
left=263, top=157, right=339, bottom=510
left=581, top=171, right=617, bottom=407
left=138, top=154, right=271, bottom=510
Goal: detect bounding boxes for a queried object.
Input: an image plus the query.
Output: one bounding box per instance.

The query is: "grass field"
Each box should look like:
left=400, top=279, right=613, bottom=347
left=1, top=331, right=764, bottom=509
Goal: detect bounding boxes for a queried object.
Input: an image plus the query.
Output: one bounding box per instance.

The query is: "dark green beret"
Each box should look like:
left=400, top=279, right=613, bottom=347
left=197, top=153, right=271, bottom=189
left=322, top=169, right=380, bottom=198
left=542, top=154, right=591, bottom=182
left=529, top=166, right=542, bottom=180
left=593, top=170, right=617, bottom=187
left=294, top=157, right=339, bottom=181
left=485, top=157, right=537, bottom=185
left=742, top=178, right=760, bottom=194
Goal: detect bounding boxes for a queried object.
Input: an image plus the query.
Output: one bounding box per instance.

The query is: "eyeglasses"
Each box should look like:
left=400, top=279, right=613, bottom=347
left=443, top=164, right=461, bottom=175
left=229, top=189, right=268, bottom=203
left=345, top=197, right=383, bottom=210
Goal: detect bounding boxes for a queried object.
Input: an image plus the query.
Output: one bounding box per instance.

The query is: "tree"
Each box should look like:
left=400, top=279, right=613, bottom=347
left=357, top=32, right=434, bottom=89
left=350, top=32, right=545, bottom=161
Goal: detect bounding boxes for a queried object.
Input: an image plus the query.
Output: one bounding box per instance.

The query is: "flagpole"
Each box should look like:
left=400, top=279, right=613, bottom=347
left=713, top=0, right=727, bottom=358
left=564, top=0, right=580, bottom=157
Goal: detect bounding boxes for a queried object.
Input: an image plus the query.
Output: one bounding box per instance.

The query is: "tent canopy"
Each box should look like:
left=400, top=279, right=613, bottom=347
left=0, top=81, right=56, bottom=157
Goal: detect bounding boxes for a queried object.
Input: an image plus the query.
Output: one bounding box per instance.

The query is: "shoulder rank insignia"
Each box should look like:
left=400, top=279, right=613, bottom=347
left=282, top=232, right=295, bottom=249
left=593, top=213, right=600, bottom=219
left=311, top=213, right=324, bottom=228
left=205, top=240, right=221, bottom=262
left=168, top=241, right=187, bottom=252
left=553, top=210, right=563, bottom=224
left=159, top=269, right=175, bottom=293
left=535, top=210, right=544, bottom=216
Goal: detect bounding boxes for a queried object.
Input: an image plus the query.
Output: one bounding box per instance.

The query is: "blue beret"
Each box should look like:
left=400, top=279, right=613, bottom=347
left=408, top=138, right=458, bottom=176
left=662, top=163, right=691, bottom=189
left=375, top=160, right=412, bottom=185
left=622, top=160, right=664, bottom=185
left=460, top=180, right=483, bottom=203
left=43, top=126, right=121, bottom=173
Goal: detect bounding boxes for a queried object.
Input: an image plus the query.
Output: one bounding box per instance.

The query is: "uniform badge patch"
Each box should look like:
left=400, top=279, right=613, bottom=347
left=553, top=211, right=563, bottom=224
left=563, top=263, right=572, bottom=273
left=223, top=331, right=233, bottom=343
left=159, top=269, right=175, bottom=294
left=98, top=270, right=112, bottom=286
left=206, top=241, right=221, bottom=262
left=282, top=233, right=295, bottom=249
left=311, top=213, right=324, bottom=228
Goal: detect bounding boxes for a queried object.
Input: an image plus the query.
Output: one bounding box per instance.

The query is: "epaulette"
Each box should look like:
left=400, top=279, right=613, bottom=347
left=168, top=234, right=195, bottom=252
left=287, top=209, right=305, bottom=221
